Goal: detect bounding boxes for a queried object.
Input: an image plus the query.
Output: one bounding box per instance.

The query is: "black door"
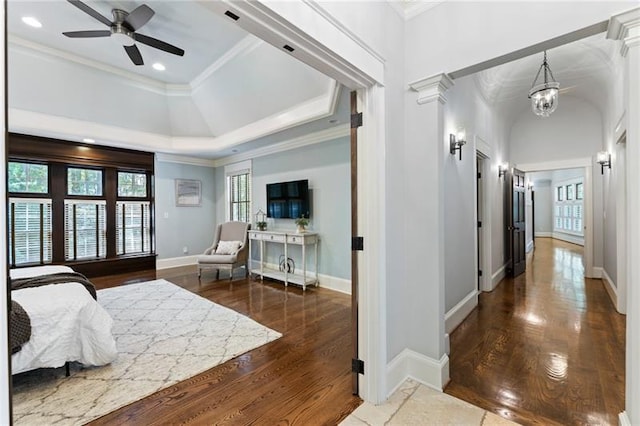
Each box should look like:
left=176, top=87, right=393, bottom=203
left=509, top=168, right=526, bottom=277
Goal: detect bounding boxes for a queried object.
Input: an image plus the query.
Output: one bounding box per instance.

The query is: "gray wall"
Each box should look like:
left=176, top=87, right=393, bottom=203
left=533, top=180, right=552, bottom=234
left=155, top=160, right=216, bottom=259
left=215, top=137, right=351, bottom=280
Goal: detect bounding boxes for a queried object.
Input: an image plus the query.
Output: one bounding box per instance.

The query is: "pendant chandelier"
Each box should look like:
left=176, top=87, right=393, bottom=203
left=528, top=50, right=560, bottom=117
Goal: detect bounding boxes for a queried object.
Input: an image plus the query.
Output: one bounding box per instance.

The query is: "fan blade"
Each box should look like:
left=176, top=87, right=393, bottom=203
left=133, top=33, right=184, bottom=56
left=123, top=5, right=155, bottom=31
left=124, top=44, right=144, bottom=66
left=67, top=0, right=112, bottom=27
left=63, top=30, right=111, bottom=38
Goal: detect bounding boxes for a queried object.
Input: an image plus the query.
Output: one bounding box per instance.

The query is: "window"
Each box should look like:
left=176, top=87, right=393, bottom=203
left=554, top=179, right=583, bottom=236
left=64, top=200, right=107, bottom=260
left=8, top=161, right=51, bottom=266
left=225, top=160, right=252, bottom=223
left=566, top=184, right=574, bottom=200
left=8, top=198, right=52, bottom=266
left=68, top=167, right=103, bottom=196
left=118, top=172, right=147, bottom=197
left=8, top=162, right=48, bottom=194
left=116, top=201, right=152, bottom=255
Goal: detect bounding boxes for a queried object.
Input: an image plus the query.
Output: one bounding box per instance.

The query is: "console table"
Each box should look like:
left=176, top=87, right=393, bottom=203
left=248, top=230, right=319, bottom=291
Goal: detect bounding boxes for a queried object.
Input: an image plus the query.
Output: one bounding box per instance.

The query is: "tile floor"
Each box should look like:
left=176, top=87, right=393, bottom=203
left=340, top=380, right=519, bottom=426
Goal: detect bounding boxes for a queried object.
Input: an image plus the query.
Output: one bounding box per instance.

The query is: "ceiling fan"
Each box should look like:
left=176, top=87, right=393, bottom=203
left=62, top=0, right=185, bottom=66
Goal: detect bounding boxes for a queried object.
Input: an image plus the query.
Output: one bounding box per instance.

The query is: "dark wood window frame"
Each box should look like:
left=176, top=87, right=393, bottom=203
left=8, top=133, right=156, bottom=277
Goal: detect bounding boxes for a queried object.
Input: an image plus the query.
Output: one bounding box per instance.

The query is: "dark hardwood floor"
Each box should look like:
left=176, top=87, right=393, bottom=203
left=445, top=238, right=626, bottom=425
left=86, top=268, right=361, bottom=425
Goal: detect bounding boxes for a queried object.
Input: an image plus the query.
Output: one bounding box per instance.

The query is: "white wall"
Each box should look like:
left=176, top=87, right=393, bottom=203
left=155, top=160, right=217, bottom=259
left=443, top=75, right=510, bottom=314
left=532, top=180, right=553, bottom=235
left=215, top=137, right=351, bottom=280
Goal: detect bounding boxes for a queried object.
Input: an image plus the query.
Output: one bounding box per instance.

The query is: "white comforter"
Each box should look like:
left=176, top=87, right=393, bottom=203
left=11, top=266, right=117, bottom=374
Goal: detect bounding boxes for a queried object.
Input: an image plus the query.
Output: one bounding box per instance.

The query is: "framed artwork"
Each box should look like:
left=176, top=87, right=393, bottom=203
left=175, top=179, right=202, bottom=206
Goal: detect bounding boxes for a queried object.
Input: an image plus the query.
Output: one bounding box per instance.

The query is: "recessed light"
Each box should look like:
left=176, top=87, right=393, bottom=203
left=231, top=149, right=238, bottom=153
left=22, top=17, right=42, bottom=28
left=83, top=138, right=95, bottom=143
left=152, top=63, right=166, bottom=71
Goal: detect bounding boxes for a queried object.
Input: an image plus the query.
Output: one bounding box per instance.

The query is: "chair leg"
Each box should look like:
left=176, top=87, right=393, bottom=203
left=216, top=269, right=219, bottom=280
left=229, top=268, right=233, bottom=281
left=198, top=266, right=201, bottom=279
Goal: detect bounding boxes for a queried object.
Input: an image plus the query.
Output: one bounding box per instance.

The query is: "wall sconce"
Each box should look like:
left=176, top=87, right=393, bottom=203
left=449, top=129, right=466, bottom=161
left=596, top=151, right=611, bottom=175
left=498, top=163, right=508, bottom=178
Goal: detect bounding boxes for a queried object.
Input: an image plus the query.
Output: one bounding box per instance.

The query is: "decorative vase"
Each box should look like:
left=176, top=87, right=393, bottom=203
left=296, top=224, right=306, bottom=233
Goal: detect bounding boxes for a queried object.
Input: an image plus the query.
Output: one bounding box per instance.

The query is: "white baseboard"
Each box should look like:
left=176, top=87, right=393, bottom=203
left=592, top=266, right=603, bottom=279
left=619, top=411, right=631, bottom=426
left=491, top=262, right=509, bottom=290
left=534, top=232, right=552, bottom=238
left=601, top=268, right=620, bottom=312
left=156, top=255, right=198, bottom=270
left=444, top=333, right=450, bottom=355
left=445, top=290, right=478, bottom=334
left=552, top=232, right=584, bottom=246
left=386, top=348, right=449, bottom=398
left=526, top=240, right=534, bottom=253
left=318, top=273, right=351, bottom=294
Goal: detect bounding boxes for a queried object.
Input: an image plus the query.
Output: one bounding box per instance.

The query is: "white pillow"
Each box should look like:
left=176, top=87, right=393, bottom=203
left=215, top=240, right=243, bottom=255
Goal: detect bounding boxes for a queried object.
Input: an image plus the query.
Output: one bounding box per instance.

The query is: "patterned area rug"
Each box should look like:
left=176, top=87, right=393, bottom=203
left=12, top=279, right=282, bottom=425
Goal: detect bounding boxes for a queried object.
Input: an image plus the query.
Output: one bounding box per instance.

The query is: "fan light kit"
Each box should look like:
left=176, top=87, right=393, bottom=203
left=22, top=17, right=42, bottom=28
left=528, top=50, right=560, bottom=117
left=63, top=0, right=185, bottom=66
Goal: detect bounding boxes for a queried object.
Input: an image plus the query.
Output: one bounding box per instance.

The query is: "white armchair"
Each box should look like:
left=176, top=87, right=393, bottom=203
left=197, top=221, right=251, bottom=280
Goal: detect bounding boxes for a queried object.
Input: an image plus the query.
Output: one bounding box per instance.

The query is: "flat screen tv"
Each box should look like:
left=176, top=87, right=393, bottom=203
left=267, top=179, right=310, bottom=219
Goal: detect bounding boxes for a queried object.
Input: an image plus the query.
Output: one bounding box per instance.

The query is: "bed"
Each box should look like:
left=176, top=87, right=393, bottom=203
left=10, top=265, right=117, bottom=375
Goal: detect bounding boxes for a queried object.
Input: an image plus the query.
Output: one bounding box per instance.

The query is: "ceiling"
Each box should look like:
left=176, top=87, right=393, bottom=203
left=7, top=2, right=621, bottom=160
left=7, top=1, right=345, bottom=159
left=473, top=32, right=619, bottom=123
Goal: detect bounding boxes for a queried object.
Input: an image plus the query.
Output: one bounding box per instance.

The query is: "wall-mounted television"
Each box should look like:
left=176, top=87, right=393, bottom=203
left=267, top=179, right=310, bottom=219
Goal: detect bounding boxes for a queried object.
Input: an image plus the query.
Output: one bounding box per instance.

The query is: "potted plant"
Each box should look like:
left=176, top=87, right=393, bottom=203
left=257, top=221, right=267, bottom=231
left=295, top=216, right=309, bottom=233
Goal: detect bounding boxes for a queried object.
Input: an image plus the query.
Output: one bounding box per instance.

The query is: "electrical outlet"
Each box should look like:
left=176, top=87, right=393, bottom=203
left=183, top=246, right=188, bottom=254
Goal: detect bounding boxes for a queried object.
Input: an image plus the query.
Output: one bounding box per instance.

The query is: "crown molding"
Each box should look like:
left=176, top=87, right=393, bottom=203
left=607, top=7, right=640, bottom=57
left=8, top=78, right=340, bottom=156
left=408, top=73, right=454, bottom=105
left=403, top=1, right=446, bottom=21
left=302, top=0, right=385, bottom=64
left=9, top=33, right=266, bottom=97
left=212, top=124, right=349, bottom=167
left=189, top=35, right=263, bottom=92
left=9, top=108, right=172, bottom=151
left=155, top=153, right=216, bottom=167
left=8, top=35, right=175, bottom=96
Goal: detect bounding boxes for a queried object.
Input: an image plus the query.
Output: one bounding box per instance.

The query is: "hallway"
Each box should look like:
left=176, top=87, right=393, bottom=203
left=445, top=238, right=625, bottom=425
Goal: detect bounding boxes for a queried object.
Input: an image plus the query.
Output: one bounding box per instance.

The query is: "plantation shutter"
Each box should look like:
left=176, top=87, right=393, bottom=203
left=9, top=198, right=52, bottom=266
left=64, top=200, right=107, bottom=260
left=116, top=201, right=151, bottom=255
left=228, top=170, right=251, bottom=223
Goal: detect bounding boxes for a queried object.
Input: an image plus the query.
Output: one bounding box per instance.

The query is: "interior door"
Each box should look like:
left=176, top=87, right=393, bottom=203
left=510, top=168, right=526, bottom=277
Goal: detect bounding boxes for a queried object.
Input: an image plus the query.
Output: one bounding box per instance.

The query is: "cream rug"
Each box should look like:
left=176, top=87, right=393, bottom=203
left=12, top=279, right=282, bottom=425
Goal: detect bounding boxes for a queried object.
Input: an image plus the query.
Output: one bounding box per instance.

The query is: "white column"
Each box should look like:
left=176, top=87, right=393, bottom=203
left=607, top=7, right=640, bottom=425
left=401, top=73, right=452, bottom=386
